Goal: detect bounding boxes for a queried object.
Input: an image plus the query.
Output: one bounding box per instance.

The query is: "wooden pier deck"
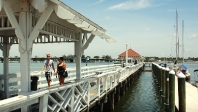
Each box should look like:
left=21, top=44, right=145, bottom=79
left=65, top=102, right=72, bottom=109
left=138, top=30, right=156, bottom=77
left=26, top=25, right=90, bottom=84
left=175, top=77, right=198, bottom=112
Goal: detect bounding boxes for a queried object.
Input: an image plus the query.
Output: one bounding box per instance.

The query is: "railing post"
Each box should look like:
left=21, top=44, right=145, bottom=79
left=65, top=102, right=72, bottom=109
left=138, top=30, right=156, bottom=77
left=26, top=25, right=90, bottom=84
left=178, top=72, right=186, bottom=112
left=87, top=81, right=90, bottom=111
left=169, top=70, right=175, bottom=112
left=70, top=86, right=75, bottom=112
left=39, top=93, right=48, bottom=112
left=97, top=78, right=101, bottom=97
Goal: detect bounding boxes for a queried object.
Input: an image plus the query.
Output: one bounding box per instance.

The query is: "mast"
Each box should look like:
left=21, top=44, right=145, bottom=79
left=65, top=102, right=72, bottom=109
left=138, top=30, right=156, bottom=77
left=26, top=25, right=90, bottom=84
left=182, top=20, right=184, bottom=64
left=176, top=9, right=178, bottom=63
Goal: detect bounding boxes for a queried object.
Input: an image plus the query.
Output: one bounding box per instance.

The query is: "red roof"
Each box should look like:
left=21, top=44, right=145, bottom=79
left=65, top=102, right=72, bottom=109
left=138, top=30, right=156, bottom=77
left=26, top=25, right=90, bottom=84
left=119, top=48, right=140, bottom=57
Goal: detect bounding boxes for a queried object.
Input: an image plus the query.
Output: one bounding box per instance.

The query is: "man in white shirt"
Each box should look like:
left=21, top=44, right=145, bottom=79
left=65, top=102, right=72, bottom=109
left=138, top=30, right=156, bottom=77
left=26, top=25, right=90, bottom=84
left=41, top=54, right=55, bottom=87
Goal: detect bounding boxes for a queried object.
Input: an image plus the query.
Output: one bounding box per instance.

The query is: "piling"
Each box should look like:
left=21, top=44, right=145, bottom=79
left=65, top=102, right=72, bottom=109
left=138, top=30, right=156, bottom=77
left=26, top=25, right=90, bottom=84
left=115, top=85, right=120, bottom=102
left=169, top=70, right=175, bottom=112
left=178, top=72, right=186, bottom=112
left=164, top=67, right=170, bottom=111
left=161, top=67, right=166, bottom=102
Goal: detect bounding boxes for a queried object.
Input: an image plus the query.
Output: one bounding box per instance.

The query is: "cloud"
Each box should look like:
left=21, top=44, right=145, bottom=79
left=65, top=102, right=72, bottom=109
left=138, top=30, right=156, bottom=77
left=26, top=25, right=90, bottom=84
left=108, top=0, right=154, bottom=10
left=189, top=34, right=198, bottom=39
left=94, top=0, right=105, bottom=5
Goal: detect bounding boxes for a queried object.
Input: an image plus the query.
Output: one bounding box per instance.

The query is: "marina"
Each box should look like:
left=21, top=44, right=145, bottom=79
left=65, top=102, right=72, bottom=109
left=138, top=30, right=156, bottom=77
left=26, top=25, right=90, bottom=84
left=0, top=0, right=198, bottom=112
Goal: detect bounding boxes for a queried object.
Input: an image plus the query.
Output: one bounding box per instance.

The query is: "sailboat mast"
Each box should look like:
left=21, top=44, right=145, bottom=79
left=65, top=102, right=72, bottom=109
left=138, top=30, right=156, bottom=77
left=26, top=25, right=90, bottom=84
left=176, top=10, right=178, bottom=61
left=182, top=20, right=184, bottom=64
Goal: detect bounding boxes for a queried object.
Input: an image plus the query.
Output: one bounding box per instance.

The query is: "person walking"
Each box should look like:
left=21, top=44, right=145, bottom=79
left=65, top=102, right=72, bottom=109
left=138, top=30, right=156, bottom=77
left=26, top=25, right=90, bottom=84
left=56, top=57, right=66, bottom=85
left=41, top=54, right=55, bottom=87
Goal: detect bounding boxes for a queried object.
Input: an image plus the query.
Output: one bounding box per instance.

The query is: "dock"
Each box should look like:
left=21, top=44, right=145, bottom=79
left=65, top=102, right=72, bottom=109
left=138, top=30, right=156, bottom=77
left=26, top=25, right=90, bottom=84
left=152, top=63, right=198, bottom=112
left=175, top=77, right=198, bottom=112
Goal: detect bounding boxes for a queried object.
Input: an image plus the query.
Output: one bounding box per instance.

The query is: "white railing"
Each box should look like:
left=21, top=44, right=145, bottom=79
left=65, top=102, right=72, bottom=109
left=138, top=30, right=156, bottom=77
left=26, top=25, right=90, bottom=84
left=0, top=64, right=121, bottom=96
left=0, top=73, right=21, bottom=96
left=0, top=63, right=143, bottom=112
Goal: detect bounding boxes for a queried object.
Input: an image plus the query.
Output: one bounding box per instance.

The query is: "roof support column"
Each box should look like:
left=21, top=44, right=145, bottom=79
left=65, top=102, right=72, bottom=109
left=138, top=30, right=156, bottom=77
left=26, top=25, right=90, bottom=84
left=0, top=44, right=3, bottom=92
left=0, top=37, right=11, bottom=99
left=75, top=32, right=82, bottom=81
left=2, top=37, right=11, bottom=99
left=19, top=9, right=32, bottom=94
left=18, top=5, right=33, bottom=112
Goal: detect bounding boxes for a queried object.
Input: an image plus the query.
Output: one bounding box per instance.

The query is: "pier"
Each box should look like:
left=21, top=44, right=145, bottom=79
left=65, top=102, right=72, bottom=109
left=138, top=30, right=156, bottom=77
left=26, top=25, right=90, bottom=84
left=0, top=63, right=144, bottom=112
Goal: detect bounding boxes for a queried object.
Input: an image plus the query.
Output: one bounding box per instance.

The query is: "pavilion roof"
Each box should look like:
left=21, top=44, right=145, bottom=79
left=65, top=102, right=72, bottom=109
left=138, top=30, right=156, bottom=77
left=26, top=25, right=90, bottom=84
left=119, top=48, right=141, bottom=57
left=50, top=0, right=116, bottom=43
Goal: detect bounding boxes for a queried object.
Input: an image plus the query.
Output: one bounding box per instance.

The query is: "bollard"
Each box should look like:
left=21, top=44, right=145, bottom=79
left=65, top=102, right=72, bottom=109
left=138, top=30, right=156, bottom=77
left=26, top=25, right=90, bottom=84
left=161, top=67, right=166, bottom=103
left=164, top=67, right=170, bottom=111
left=169, top=70, right=175, bottom=112
left=178, top=72, right=186, bottom=112
left=158, top=65, right=161, bottom=88
left=160, top=66, right=163, bottom=94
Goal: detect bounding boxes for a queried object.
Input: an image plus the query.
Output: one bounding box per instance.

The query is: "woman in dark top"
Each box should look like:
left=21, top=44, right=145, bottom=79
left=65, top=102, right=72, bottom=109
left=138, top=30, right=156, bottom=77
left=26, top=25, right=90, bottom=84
left=56, top=57, right=66, bottom=85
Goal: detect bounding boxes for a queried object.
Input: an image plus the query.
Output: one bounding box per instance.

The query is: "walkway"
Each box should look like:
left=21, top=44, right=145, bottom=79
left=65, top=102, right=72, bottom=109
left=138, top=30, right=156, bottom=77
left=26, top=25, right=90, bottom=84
left=175, top=77, right=198, bottom=112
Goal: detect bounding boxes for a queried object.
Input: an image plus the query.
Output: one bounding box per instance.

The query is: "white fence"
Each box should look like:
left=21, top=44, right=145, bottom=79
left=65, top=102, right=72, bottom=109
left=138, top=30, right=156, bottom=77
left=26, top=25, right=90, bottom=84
left=0, top=63, right=144, bottom=112
left=0, top=64, right=121, bottom=96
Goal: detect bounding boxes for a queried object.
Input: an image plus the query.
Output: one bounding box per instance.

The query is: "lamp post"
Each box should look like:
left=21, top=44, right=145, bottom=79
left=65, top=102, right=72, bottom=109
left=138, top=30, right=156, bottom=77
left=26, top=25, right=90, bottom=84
left=126, top=43, right=128, bottom=67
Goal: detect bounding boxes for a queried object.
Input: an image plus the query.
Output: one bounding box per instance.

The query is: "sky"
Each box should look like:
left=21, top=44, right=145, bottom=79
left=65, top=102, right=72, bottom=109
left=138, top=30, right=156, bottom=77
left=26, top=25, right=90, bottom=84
left=2, top=0, right=198, bottom=58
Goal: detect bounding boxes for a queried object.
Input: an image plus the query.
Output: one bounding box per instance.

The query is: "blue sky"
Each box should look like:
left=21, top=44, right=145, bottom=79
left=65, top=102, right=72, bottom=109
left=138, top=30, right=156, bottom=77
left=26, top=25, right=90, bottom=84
left=4, top=0, right=198, bottom=58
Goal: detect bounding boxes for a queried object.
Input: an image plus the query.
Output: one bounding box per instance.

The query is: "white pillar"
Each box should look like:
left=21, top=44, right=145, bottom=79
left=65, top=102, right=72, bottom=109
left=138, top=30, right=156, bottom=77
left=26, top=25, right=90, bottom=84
left=3, top=37, right=10, bottom=98
left=19, top=6, right=33, bottom=112
left=75, top=32, right=82, bottom=81
left=126, top=43, right=128, bottom=66
left=19, top=8, right=32, bottom=93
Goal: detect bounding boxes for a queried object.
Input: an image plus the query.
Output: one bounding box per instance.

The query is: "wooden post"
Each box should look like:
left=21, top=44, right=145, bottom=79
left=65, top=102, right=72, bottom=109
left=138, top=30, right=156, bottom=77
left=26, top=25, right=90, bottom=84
left=178, top=72, right=186, bottom=112
left=169, top=70, right=175, bottom=112
left=162, top=67, right=166, bottom=103
left=115, top=84, right=120, bottom=102
left=165, top=68, right=170, bottom=111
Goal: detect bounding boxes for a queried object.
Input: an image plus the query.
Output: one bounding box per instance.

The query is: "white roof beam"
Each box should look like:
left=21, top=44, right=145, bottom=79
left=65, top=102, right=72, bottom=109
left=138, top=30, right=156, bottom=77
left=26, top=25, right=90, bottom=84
left=67, top=16, right=83, bottom=24
left=3, top=1, right=25, bottom=48
left=54, top=5, right=75, bottom=20
left=75, top=21, right=89, bottom=28
left=30, top=0, right=47, bottom=13
left=28, top=3, right=54, bottom=50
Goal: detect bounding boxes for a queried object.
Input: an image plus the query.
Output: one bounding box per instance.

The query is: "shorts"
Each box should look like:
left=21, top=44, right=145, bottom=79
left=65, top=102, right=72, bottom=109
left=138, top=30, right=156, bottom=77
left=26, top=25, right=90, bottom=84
left=45, top=72, right=52, bottom=81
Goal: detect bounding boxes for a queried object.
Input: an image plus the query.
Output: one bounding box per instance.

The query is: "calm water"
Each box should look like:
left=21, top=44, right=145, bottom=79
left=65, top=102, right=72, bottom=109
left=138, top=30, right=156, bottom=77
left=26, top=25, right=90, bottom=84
left=113, top=63, right=198, bottom=112
left=0, top=61, right=114, bottom=74
left=113, top=70, right=164, bottom=112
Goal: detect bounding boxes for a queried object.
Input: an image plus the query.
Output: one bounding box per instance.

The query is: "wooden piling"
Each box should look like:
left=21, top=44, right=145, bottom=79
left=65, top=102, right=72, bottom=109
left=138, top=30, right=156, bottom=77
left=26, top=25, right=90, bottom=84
left=178, top=72, right=186, bottom=112
left=169, top=70, right=175, bottom=112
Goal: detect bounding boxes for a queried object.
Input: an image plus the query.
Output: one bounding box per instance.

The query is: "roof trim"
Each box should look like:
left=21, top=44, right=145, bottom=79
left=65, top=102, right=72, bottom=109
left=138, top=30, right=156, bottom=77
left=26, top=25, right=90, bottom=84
left=50, top=0, right=116, bottom=43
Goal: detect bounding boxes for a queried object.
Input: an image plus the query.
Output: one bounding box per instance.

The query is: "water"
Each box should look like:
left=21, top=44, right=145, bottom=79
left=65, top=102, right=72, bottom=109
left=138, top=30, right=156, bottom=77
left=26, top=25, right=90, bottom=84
left=113, top=69, right=164, bottom=112
left=0, top=61, right=114, bottom=74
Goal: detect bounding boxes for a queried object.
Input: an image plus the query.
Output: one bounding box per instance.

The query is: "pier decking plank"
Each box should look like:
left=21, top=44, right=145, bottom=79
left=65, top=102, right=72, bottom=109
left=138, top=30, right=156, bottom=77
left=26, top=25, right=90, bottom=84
left=175, top=77, right=198, bottom=112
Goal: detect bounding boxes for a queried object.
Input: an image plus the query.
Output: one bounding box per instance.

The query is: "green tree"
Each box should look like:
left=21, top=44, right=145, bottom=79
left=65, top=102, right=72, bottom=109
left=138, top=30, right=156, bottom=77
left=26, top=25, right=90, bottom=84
left=105, top=55, right=112, bottom=60
left=94, top=56, right=100, bottom=58
left=102, top=55, right=106, bottom=59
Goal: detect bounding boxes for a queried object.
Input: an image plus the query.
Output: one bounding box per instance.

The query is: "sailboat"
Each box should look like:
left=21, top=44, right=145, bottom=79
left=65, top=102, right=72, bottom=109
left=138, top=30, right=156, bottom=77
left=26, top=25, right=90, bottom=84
left=180, top=20, right=190, bottom=80
left=175, top=10, right=190, bottom=80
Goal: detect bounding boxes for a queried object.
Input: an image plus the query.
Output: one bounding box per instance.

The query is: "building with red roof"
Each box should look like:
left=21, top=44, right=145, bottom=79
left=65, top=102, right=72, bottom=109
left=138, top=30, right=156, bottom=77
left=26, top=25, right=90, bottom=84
left=118, top=48, right=141, bottom=60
